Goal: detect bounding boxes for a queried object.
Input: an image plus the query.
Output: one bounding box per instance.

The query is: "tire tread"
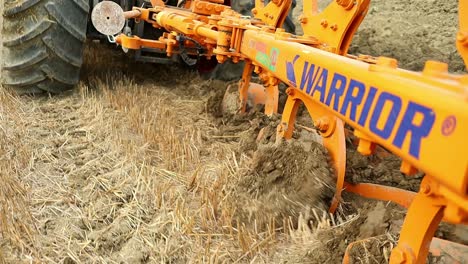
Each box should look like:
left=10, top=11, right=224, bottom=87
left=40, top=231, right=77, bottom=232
left=2, top=0, right=88, bottom=94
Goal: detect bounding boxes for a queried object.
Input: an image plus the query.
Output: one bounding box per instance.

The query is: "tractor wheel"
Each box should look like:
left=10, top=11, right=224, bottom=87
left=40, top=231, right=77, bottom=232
left=1, top=0, right=89, bottom=94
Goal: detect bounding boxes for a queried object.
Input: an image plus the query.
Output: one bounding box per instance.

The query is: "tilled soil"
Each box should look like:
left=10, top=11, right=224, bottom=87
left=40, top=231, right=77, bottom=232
left=345, top=146, right=423, bottom=192
left=0, top=45, right=347, bottom=263
left=229, top=140, right=335, bottom=229
left=294, top=0, right=464, bottom=72
left=1, top=53, right=466, bottom=264
left=1, top=1, right=467, bottom=263
left=351, top=0, right=463, bottom=72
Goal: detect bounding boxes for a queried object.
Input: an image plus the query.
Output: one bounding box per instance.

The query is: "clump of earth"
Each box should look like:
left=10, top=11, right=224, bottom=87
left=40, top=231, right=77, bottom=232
left=228, top=139, right=336, bottom=229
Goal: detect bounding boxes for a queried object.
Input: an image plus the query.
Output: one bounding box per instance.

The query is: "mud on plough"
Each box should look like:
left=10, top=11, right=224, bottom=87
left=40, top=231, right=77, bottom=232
left=91, top=0, right=468, bottom=263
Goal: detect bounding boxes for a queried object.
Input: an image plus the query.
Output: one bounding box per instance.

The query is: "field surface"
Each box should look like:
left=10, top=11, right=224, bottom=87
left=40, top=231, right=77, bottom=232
left=1, top=0, right=466, bottom=263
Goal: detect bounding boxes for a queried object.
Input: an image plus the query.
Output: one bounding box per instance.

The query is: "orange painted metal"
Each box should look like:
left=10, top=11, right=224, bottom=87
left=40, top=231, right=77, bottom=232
left=252, top=0, right=293, bottom=29
left=325, top=118, right=346, bottom=213
left=240, top=29, right=468, bottom=198
left=301, top=0, right=370, bottom=55
left=344, top=182, right=416, bottom=208
left=343, top=236, right=468, bottom=264
left=191, top=0, right=229, bottom=16
left=264, top=84, right=279, bottom=116
left=277, top=87, right=346, bottom=214
left=116, top=34, right=167, bottom=50
left=223, top=63, right=267, bottom=114
left=342, top=237, right=382, bottom=264
left=150, top=0, right=165, bottom=7
left=238, top=61, right=255, bottom=113
left=457, top=0, right=468, bottom=69
left=246, top=83, right=267, bottom=106
left=390, top=181, right=445, bottom=264
left=95, top=0, right=468, bottom=263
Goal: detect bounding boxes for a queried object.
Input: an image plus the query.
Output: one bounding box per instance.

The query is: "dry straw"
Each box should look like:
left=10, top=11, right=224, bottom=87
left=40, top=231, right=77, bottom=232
left=0, top=44, right=364, bottom=263
left=0, top=88, right=38, bottom=261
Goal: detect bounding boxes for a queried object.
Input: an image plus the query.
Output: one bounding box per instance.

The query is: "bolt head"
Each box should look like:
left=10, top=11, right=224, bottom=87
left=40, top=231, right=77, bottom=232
left=320, top=19, right=328, bottom=27
left=216, top=55, right=226, bottom=63
left=314, top=119, right=329, bottom=132
left=421, top=184, right=431, bottom=195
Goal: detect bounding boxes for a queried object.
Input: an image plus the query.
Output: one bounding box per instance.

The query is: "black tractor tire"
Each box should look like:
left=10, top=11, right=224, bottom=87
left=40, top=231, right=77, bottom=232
left=1, top=0, right=89, bottom=94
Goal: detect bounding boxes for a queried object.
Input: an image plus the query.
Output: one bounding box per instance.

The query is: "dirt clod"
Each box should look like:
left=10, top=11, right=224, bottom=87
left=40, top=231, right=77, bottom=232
left=230, top=140, right=335, bottom=229
left=346, top=148, right=423, bottom=192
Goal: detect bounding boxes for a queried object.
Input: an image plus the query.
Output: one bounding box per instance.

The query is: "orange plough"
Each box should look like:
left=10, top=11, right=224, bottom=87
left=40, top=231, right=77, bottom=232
left=91, top=0, right=468, bottom=263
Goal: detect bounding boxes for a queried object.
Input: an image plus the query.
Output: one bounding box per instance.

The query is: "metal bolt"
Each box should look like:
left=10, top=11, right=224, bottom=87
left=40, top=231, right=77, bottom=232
left=254, top=65, right=261, bottom=74
left=336, top=0, right=355, bottom=10
left=216, top=54, right=226, bottom=63
left=421, top=184, right=431, bottom=195
left=314, top=119, right=329, bottom=132
left=330, top=24, right=338, bottom=31
left=314, top=119, right=322, bottom=127
left=320, top=19, right=328, bottom=28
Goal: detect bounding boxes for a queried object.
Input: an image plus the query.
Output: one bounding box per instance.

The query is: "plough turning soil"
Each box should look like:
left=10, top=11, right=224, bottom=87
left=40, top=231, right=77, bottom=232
left=2, top=0, right=467, bottom=263
left=89, top=1, right=468, bottom=262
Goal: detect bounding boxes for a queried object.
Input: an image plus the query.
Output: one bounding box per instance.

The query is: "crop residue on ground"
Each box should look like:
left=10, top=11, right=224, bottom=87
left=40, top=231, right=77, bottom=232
left=1, top=0, right=467, bottom=263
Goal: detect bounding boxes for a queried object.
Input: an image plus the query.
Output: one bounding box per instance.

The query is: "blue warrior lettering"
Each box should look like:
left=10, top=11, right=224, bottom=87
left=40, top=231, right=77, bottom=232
left=286, top=56, right=436, bottom=159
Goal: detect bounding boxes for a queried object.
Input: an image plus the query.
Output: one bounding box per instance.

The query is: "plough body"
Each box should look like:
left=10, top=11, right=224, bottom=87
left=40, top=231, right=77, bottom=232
left=91, top=1, right=468, bottom=263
